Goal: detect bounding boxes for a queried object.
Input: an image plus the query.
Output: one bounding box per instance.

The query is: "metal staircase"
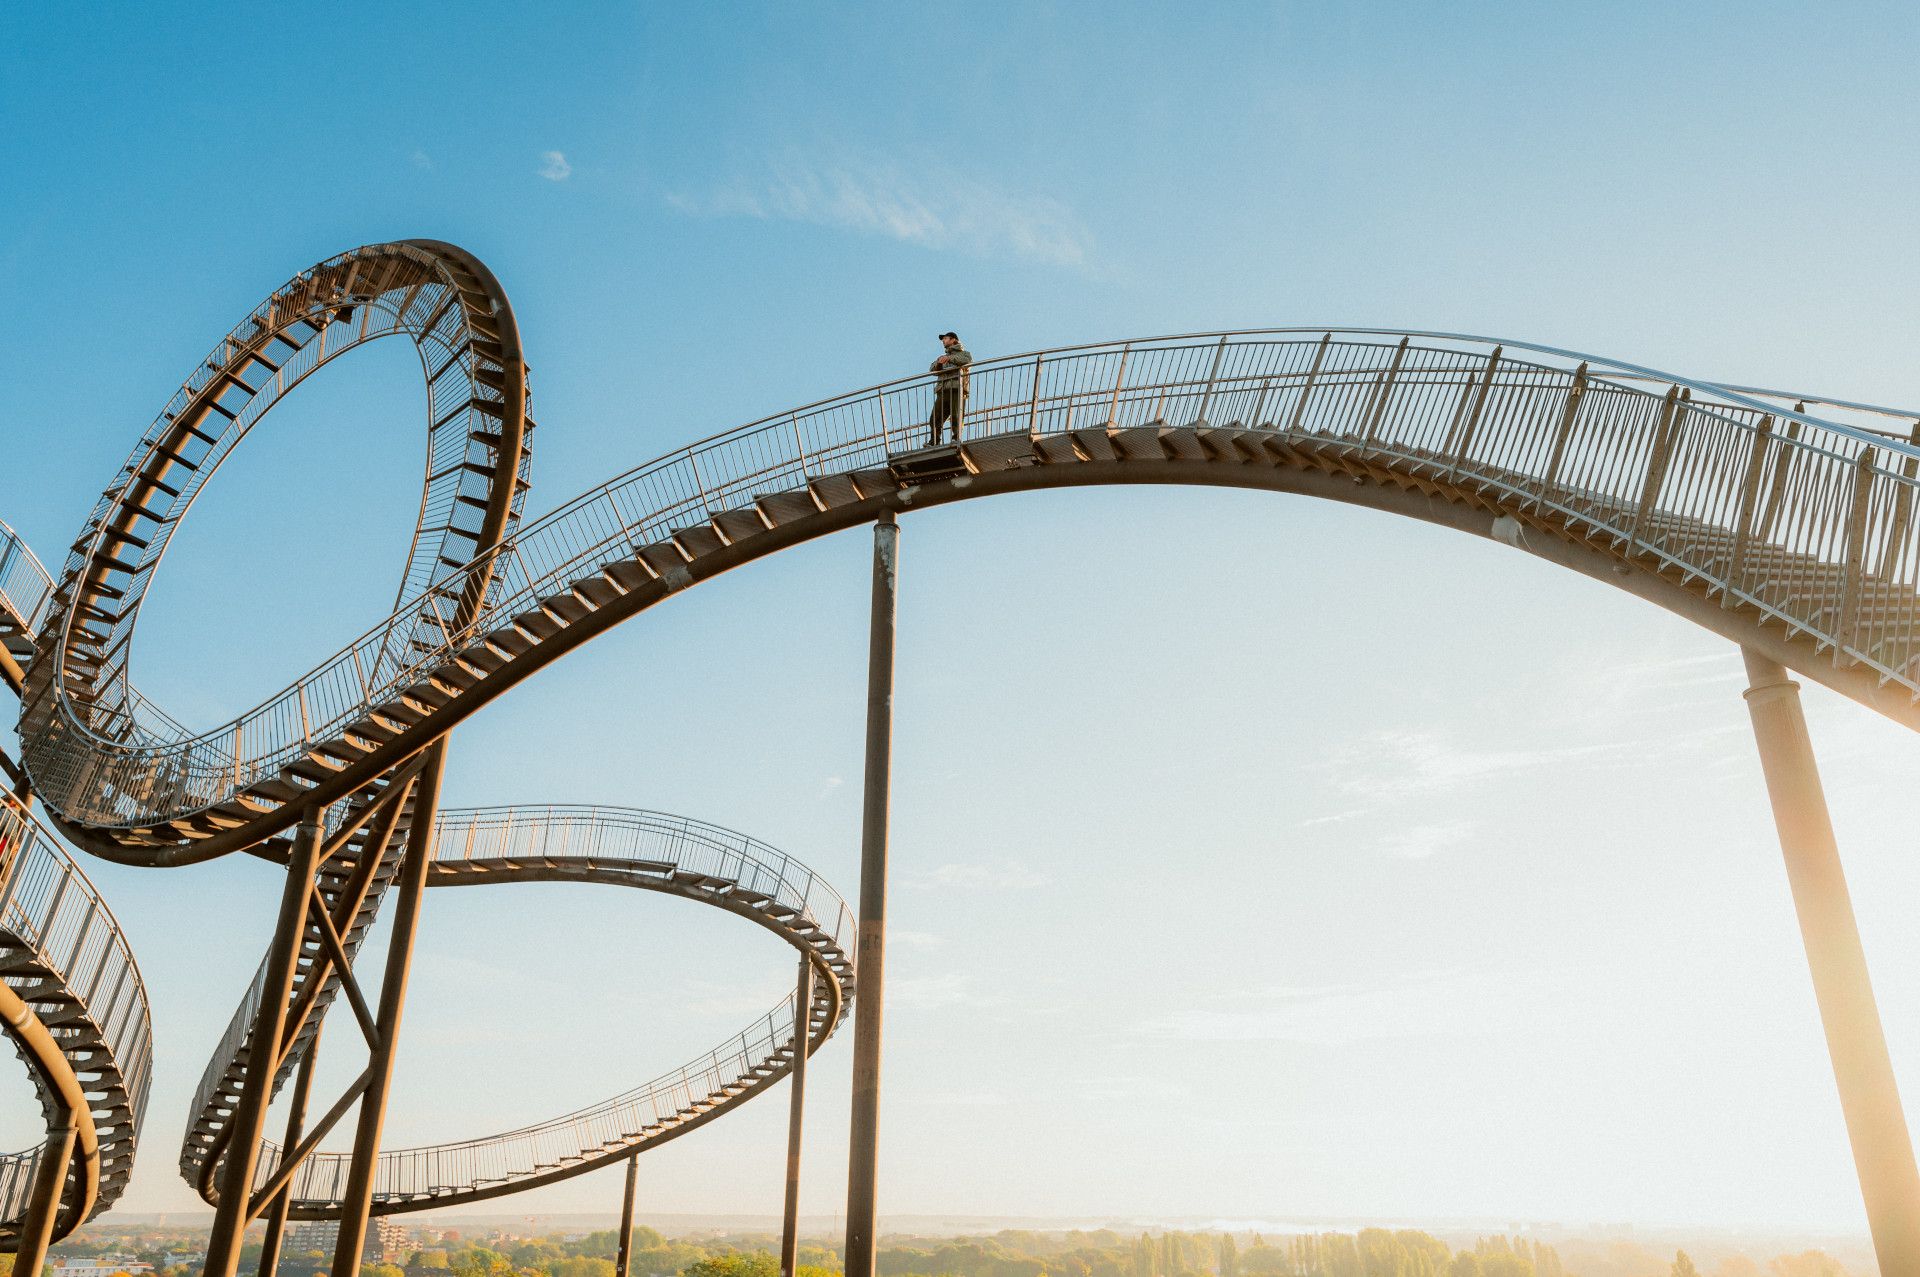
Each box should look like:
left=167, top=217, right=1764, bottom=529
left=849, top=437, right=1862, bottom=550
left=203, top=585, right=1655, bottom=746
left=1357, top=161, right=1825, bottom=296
left=25, top=331, right=1920, bottom=868
left=210, top=805, right=855, bottom=1216
left=0, top=798, right=153, bottom=1241
left=0, top=522, right=153, bottom=1246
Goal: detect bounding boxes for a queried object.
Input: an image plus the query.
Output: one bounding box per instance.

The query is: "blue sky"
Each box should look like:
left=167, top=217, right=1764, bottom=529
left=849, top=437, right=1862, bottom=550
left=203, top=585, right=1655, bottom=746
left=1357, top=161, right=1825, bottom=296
left=4, top=0, right=1920, bottom=1234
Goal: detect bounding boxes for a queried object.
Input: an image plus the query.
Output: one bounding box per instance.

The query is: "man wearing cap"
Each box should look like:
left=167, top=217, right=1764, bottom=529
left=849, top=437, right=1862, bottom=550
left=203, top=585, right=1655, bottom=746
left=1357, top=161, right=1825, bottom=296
left=926, top=331, right=972, bottom=447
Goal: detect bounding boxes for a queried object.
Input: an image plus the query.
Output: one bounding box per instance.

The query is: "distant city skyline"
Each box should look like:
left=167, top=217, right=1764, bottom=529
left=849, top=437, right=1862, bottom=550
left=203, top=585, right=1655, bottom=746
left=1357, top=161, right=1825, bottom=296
left=4, top=0, right=1920, bottom=1238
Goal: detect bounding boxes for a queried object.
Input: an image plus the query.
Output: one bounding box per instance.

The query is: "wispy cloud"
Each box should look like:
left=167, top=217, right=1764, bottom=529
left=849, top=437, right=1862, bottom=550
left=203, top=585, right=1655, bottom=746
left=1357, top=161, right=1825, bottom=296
left=891, top=971, right=997, bottom=1011
left=1297, top=809, right=1363, bottom=829
left=667, top=152, right=1093, bottom=268
left=1320, top=726, right=1630, bottom=803
left=409, top=149, right=433, bottom=171
left=908, top=860, right=1051, bottom=891
left=539, top=150, right=572, bottom=182
left=1135, top=968, right=1566, bottom=1047
left=1605, top=650, right=1746, bottom=689
left=1381, top=821, right=1477, bottom=860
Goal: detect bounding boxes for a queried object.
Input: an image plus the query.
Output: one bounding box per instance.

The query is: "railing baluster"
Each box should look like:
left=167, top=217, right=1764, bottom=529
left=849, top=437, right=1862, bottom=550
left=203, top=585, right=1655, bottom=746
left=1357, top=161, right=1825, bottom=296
left=1629, top=386, right=1686, bottom=547
left=1537, top=363, right=1590, bottom=499
left=1106, top=343, right=1131, bottom=431
left=1027, top=354, right=1045, bottom=440
left=1443, top=345, right=1502, bottom=472
left=1837, top=447, right=1879, bottom=665
left=1725, top=416, right=1776, bottom=606
left=1759, top=413, right=1806, bottom=542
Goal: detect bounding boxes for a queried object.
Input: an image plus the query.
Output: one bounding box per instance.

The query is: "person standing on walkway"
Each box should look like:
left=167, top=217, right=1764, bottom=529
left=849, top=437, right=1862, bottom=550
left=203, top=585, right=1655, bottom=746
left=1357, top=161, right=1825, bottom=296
left=926, top=331, right=972, bottom=446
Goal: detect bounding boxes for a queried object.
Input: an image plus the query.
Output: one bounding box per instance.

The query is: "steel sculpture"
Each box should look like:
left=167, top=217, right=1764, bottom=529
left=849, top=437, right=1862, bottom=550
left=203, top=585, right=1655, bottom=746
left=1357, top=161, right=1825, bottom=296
left=8, top=242, right=1920, bottom=1275
left=0, top=522, right=153, bottom=1273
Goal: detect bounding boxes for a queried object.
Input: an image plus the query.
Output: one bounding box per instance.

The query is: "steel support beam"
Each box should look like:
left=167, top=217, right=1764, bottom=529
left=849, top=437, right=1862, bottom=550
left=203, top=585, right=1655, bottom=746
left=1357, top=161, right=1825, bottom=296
left=256, top=1024, right=323, bottom=1277
left=330, top=737, right=448, bottom=1277
left=205, top=812, right=324, bottom=1277
left=781, top=954, right=814, bottom=1277
left=13, top=1117, right=76, bottom=1277
left=615, top=1154, right=639, bottom=1277
left=1741, top=648, right=1920, bottom=1275
left=844, top=513, right=898, bottom=1277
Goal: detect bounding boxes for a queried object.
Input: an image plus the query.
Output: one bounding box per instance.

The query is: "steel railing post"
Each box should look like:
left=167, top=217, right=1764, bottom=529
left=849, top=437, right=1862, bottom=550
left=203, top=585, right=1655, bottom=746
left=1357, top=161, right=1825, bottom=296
left=844, top=512, right=898, bottom=1277
left=1538, top=364, right=1590, bottom=499
left=1028, top=355, right=1045, bottom=441
left=1194, top=335, right=1229, bottom=426
left=1284, top=334, right=1333, bottom=436
left=1741, top=649, right=1920, bottom=1275
left=1107, top=344, right=1131, bottom=432
left=1837, top=448, right=1879, bottom=665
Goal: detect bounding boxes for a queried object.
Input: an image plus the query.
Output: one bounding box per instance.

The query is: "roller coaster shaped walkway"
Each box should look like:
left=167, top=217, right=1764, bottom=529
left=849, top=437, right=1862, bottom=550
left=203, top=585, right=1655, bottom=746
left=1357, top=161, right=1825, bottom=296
left=3, top=240, right=1920, bottom=1273
left=5, top=515, right=853, bottom=1241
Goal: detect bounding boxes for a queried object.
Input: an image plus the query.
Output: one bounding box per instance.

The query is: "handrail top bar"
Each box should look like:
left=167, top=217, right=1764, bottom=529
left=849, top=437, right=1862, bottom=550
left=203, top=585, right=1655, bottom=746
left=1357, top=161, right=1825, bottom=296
left=35, top=320, right=1920, bottom=824
left=631, top=325, right=1920, bottom=464
left=1586, top=372, right=1920, bottom=430
left=0, top=791, right=154, bottom=1008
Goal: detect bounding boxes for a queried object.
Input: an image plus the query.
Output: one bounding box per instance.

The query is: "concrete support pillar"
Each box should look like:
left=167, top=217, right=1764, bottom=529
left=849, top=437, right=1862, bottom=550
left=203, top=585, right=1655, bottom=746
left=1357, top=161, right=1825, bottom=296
left=844, top=513, right=899, bottom=1277
left=205, top=812, right=324, bottom=1277
left=782, top=954, right=815, bottom=1277
left=12, top=1116, right=76, bottom=1277
left=1742, top=648, right=1920, bottom=1275
left=330, top=738, right=448, bottom=1277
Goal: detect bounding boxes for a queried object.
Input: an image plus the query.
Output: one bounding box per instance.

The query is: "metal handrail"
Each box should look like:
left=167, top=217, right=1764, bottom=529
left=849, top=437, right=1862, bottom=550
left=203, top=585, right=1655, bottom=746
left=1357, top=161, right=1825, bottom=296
left=29, top=329, right=1920, bottom=835
left=206, top=804, right=851, bottom=1210
left=0, top=792, right=154, bottom=1226
left=0, top=518, right=54, bottom=643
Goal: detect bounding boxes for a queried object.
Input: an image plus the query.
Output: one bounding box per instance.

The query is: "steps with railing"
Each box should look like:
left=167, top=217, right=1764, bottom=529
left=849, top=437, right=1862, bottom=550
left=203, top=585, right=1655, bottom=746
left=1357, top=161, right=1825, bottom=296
left=22, top=331, right=1920, bottom=866
left=0, top=794, right=152, bottom=1242
left=193, top=805, right=854, bottom=1215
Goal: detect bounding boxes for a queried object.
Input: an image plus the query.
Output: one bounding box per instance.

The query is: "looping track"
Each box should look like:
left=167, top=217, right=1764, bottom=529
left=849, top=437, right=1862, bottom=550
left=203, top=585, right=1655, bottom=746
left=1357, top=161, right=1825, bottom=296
left=240, top=805, right=854, bottom=1215
left=11, top=243, right=862, bottom=1223
left=15, top=243, right=1920, bottom=1224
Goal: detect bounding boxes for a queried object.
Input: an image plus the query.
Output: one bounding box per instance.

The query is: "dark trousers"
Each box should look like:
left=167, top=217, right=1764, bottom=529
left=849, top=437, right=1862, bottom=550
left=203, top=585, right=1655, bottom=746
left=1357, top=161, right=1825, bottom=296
left=926, top=387, right=965, bottom=446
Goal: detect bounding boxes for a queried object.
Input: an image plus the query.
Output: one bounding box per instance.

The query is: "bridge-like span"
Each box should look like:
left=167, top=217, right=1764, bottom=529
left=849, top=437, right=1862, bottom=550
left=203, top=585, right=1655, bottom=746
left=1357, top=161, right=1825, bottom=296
left=7, top=242, right=1920, bottom=1277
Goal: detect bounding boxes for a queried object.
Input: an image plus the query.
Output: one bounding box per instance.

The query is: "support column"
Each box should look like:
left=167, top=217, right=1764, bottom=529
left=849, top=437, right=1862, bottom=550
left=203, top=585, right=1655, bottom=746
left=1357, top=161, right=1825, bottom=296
left=781, top=954, right=815, bottom=1277
left=206, top=812, right=325, bottom=1277
left=257, top=1024, right=323, bottom=1277
left=844, top=512, right=898, bottom=1277
left=1741, top=648, right=1920, bottom=1274
left=12, top=1116, right=76, bottom=1277
left=330, top=738, right=448, bottom=1277
left=615, top=1154, right=639, bottom=1277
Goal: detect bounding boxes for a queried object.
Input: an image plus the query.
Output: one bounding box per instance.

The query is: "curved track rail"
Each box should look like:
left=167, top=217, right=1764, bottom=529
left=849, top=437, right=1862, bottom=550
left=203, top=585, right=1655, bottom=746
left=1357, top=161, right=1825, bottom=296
left=32, top=325, right=1920, bottom=860
left=229, top=804, right=854, bottom=1216
left=0, top=795, right=153, bottom=1242
left=15, top=244, right=1920, bottom=1226
left=0, top=522, right=153, bottom=1246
